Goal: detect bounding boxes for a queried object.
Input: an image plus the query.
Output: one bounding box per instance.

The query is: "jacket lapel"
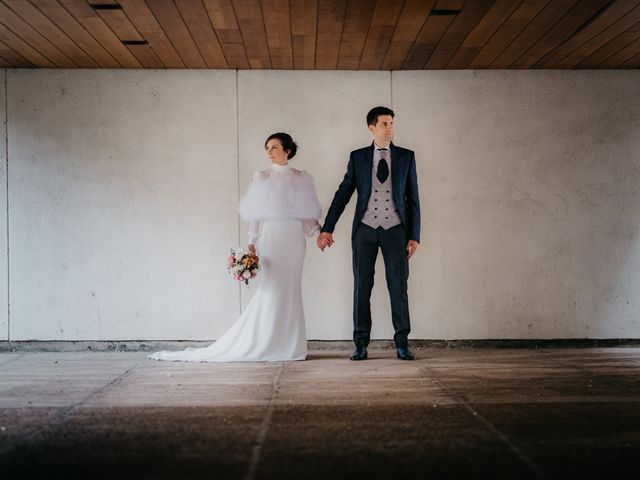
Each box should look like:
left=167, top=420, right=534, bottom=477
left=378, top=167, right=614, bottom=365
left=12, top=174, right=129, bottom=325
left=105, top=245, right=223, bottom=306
left=390, top=142, right=402, bottom=198
left=361, top=143, right=374, bottom=193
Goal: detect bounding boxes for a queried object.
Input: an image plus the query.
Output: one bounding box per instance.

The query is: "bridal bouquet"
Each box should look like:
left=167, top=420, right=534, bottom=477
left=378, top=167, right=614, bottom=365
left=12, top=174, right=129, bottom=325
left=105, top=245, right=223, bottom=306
left=227, top=247, right=260, bottom=285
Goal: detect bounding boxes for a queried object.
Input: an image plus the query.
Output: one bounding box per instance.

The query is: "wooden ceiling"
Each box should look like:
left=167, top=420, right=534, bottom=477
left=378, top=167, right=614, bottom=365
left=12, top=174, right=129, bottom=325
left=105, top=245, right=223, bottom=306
left=1, top=0, right=640, bottom=70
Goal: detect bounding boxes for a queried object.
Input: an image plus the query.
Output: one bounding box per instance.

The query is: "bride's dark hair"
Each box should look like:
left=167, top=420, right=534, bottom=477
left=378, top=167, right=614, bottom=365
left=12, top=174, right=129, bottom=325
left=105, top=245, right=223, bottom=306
left=265, top=132, right=298, bottom=159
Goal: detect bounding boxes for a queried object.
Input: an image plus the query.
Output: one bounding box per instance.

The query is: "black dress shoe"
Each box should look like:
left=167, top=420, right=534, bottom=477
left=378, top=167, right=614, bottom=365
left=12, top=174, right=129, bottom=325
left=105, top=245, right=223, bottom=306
left=350, top=346, right=368, bottom=361
left=396, top=346, right=415, bottom=361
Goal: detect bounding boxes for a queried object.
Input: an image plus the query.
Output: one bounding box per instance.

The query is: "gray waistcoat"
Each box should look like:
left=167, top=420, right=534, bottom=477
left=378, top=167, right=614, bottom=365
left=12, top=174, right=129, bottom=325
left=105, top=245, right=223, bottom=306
left=361, top=170, right=401, bottom=230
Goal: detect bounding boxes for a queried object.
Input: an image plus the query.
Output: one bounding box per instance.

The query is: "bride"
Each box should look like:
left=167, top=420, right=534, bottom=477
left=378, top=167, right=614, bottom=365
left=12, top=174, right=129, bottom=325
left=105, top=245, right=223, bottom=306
left=149, top=133, right=322, bottom=362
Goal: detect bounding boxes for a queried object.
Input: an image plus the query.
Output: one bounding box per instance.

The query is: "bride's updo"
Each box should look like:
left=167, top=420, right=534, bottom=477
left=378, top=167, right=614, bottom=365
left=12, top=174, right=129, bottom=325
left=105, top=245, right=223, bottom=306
left=265, top=132, right=298, bottom=159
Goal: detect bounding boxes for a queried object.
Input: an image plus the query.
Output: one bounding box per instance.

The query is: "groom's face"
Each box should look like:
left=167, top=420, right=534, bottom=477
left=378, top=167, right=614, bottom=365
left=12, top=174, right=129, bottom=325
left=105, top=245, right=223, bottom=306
left=369, top=115, right=394, bottom=146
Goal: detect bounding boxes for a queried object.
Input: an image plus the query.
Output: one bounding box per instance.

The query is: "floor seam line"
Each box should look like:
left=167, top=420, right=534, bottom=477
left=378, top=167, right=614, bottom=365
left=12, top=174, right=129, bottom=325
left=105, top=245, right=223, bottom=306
left=417, top=363, right=549, bottom=480
left=244, top=362, right=284, bottom=480
left=0, top=360, right=141, bottom=457
left=0, top=351, right=26, bottom=367
left=78, top=360, right=142, bottom=407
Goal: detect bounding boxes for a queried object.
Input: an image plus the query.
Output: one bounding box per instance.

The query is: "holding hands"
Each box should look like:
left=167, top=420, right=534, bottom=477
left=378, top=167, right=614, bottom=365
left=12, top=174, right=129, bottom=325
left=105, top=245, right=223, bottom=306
left=317, top=232, right=333, bottom=251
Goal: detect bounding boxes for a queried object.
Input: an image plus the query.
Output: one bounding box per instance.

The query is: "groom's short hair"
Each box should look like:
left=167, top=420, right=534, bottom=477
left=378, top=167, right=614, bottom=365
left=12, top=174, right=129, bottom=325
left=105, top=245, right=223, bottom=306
left=367, top=106, right=395, bottom=126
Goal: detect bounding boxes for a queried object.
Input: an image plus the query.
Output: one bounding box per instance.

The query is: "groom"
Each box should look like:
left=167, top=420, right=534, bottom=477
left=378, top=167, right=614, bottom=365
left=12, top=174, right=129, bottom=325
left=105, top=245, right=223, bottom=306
left=318, top=106, right=421, bottom=361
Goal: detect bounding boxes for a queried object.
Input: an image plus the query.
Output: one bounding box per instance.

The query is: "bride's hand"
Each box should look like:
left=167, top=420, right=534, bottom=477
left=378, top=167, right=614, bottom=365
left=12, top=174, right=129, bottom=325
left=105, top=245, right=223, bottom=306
left=247, top=244, right=256, bottom=254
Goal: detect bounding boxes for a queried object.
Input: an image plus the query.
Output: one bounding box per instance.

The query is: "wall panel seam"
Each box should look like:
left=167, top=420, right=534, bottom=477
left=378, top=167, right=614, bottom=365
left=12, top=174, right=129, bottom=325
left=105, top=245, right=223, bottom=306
left=236, top=69, right=242, bottom=316
left=4, top=68, right=9, bottom=341
left=390, top=70, right=393, bottom=110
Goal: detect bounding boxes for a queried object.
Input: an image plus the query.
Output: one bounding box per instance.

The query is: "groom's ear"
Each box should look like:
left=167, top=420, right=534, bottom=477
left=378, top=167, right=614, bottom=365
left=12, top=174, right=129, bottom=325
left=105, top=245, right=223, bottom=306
left=368, top=123, right=376, bottom=135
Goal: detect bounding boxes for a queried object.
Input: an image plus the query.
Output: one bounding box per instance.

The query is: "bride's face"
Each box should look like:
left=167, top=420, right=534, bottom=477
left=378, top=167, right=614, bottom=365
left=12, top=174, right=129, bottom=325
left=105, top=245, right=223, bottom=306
left=265, top=139, right=289, bottom=165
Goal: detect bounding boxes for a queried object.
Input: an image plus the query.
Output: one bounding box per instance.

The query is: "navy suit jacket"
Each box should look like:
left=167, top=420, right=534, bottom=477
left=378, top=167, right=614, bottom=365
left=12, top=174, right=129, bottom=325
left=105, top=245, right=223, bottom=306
left=321, top=142, right=421, bottom=243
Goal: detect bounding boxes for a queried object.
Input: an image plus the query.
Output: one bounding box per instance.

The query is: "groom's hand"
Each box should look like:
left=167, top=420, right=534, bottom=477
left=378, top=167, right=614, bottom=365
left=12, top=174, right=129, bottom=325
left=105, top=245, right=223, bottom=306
left=317, top=232, right=334, bottom=251
left=406, top=240, right=419, bottom=259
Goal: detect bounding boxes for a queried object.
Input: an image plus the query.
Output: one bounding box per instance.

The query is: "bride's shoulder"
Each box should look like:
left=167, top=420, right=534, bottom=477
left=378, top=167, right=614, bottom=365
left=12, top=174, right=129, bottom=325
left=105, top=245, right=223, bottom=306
left=291, top=167, right=313, bottom=177
left=299, top=170, right=317, bottom=184
left=253, top=169, right=271, bottom=180
left=252, top=167, right=311, bottom=180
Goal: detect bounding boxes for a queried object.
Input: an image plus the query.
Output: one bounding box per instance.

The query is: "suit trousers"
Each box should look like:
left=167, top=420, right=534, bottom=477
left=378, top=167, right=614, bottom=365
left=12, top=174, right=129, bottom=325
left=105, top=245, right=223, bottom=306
left=352, top=223, right=411, bottom=348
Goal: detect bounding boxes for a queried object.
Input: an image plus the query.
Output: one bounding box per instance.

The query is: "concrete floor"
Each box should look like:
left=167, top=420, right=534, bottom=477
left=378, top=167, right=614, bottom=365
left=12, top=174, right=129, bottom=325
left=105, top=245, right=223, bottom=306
left=0, top=348, right=639, bottom=479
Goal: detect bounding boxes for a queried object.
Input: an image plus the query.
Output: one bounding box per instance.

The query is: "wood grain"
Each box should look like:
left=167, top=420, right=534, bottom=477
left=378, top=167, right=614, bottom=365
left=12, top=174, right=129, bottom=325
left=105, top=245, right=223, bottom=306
left=0, top=1, right=74, bottom=67
left=316, top=0, right=346, bottom=69
left=118, top=0, right=185, bottom=68
left=491, top=0, right=579, bottom=68
left=3, top=0, right=98, bottom=67
left=59, top=0, right=141, bottom=68
left=591, top=23, right=640, bottom=67
left=359, top=0, right=404, bottom=70
left=29, top=0, right=119, bottom=67
left=469, top=0, right=551, bottom=68
left=0, top=38, right=32, bottom=67
left=404, top=0, right=465, bottom=69
left=337, top=0, right=373, bottom=70
left=513, top=0, right=614, bottom=68
left=175, top=0, right=227, bottom=68
left=291, top=0, right=317, bottom=69
left=382, top=0, right=435, bottom=70
left=551, top=2, right=640, bottom=68
left=535, top=0, right=639, bottom=67
left=263, top=0, right=293, bottom=69
left=0, top=0, right=637, bottom=70
left=426, top=0, right=495, bottom=69
left=204, top=0, right=249, bottom=68
left=144, top=0, right=207, bottom=68
left=447, top=0, right=522, bottom=69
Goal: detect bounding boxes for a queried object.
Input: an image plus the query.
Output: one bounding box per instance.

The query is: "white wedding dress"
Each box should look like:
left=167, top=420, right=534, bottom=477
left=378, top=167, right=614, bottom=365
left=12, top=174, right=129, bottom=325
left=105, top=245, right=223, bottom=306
left=149, top=164, right=321, bottom=362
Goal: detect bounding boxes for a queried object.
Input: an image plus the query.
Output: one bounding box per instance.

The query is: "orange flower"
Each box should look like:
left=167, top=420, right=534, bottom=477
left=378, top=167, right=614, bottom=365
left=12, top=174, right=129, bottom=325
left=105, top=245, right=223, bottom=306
left=243, top=253, right=258, bottom=268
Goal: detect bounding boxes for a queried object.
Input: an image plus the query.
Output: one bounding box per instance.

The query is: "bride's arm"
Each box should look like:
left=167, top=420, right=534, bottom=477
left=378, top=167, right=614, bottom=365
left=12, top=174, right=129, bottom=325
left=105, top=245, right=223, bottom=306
left=248, top=220, right=262, bottom=252
left=303, top=219, right=320, bottom=237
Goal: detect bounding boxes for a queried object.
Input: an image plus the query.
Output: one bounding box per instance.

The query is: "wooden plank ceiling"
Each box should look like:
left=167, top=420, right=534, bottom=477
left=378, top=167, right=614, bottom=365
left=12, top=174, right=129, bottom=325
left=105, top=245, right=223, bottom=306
left=0, top=0, right=640, bottom=69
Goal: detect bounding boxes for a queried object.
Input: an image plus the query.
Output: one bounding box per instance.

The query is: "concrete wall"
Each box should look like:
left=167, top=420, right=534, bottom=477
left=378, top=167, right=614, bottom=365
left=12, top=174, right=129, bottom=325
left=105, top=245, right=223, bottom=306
left=395, top=71, right=640, bottom=339
left=8, top=70, right=239, bottom=341
left=4, top=69, right=640, bottom=341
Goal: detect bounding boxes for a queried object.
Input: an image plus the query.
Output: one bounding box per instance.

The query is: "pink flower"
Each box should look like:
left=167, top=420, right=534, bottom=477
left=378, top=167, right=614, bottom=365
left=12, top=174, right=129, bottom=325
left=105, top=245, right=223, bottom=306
left=227, top=255, right=235, bottom=266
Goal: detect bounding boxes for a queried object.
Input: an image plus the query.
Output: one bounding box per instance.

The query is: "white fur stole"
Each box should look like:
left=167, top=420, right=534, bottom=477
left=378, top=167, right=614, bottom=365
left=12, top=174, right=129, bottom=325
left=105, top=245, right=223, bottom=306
left=239, top=169, right=322, bottom=221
